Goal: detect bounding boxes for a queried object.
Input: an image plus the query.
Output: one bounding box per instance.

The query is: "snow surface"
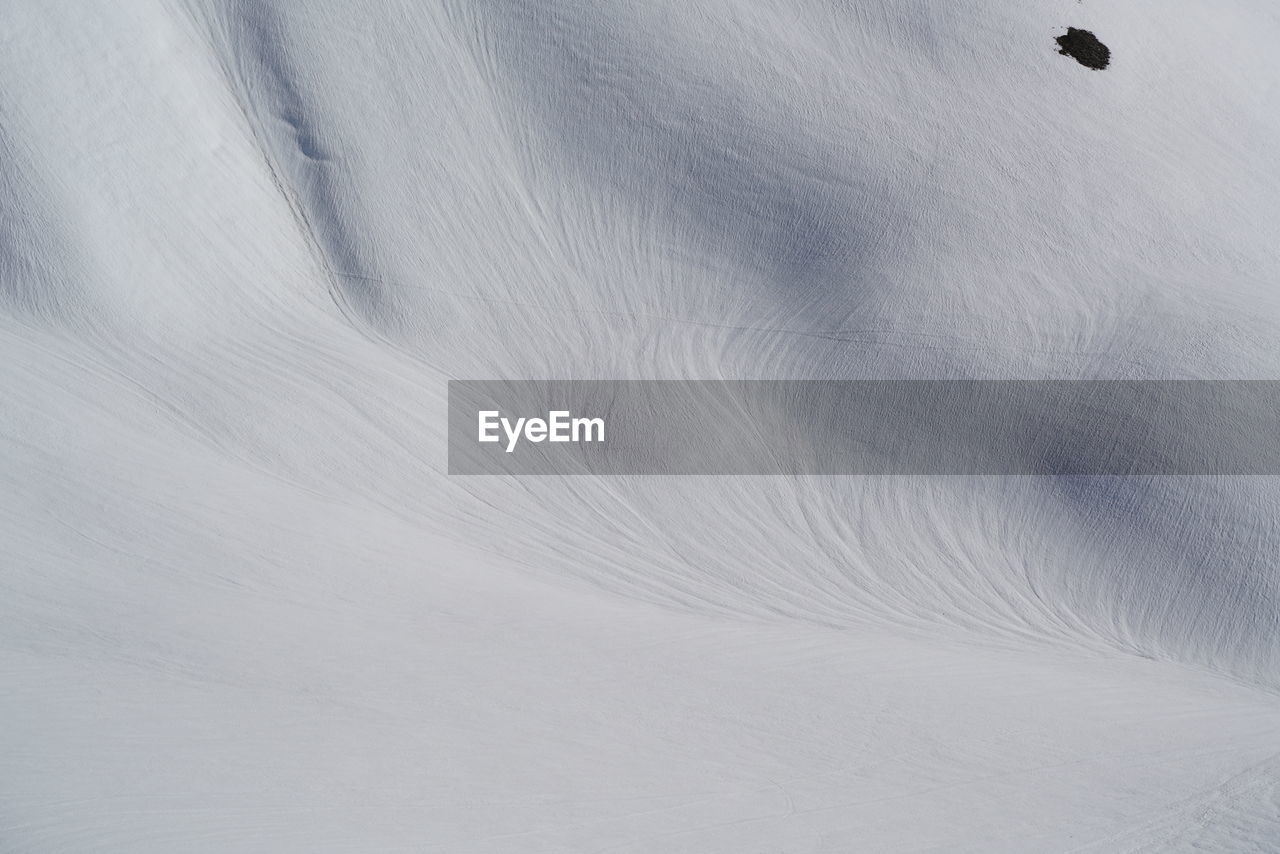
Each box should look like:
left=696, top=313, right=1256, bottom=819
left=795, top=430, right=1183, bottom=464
left=3, top=0, right=1280, bottom=850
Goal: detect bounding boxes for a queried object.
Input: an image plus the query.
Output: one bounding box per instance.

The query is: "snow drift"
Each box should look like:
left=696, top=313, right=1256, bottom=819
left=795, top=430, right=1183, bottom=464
left=2, top=0, right=1279, bottom=850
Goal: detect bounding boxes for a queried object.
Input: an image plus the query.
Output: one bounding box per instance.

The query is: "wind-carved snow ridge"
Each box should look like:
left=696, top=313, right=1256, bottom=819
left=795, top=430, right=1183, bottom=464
left=447, top=0, right=928, bottom=345
left=195, top=1, right=397, bottom=333
left=0, top=125, right=89, bottom=324
left=2, top=0, right=1280, bottom=850
left=454, top=1, right=905, bottom=320
left=438, top=0, right=1280, bottom=683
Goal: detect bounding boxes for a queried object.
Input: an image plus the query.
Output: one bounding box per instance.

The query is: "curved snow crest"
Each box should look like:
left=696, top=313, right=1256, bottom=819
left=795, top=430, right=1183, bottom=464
left=439, top=0, right=1280, bottom=681
left=2, top=0, right=1280, bottom=850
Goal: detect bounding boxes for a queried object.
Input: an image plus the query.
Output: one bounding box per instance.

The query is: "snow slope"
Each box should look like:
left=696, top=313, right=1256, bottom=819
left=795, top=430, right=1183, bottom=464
left=2, top=0, right=1279, bottom=850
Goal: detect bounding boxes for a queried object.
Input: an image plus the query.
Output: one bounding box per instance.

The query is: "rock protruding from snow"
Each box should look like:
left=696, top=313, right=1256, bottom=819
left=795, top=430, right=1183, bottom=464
left=1057, top=27, right=1111, bottom=70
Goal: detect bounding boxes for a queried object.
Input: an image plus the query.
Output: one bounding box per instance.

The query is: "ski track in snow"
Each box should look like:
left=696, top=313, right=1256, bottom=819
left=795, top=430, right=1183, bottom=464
left=2, top=0, right=1280, bottom=850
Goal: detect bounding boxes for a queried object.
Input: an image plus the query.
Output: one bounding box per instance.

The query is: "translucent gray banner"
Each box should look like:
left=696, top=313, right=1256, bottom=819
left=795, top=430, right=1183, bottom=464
left=447, top=381, right=1280, bottom=475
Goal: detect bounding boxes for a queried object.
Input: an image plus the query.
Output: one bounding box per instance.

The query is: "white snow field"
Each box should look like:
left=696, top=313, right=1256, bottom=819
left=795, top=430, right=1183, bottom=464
left=3, top=0, right=1280, bottom=850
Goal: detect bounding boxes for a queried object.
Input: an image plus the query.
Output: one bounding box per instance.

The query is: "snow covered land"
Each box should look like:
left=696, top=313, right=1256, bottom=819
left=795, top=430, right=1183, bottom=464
left=3, top=0, right=1279, bottom=850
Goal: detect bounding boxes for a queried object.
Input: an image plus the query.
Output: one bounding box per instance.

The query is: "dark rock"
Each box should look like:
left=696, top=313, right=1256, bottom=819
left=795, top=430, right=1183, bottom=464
left=1056, top=27, right=1110, bottom=70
